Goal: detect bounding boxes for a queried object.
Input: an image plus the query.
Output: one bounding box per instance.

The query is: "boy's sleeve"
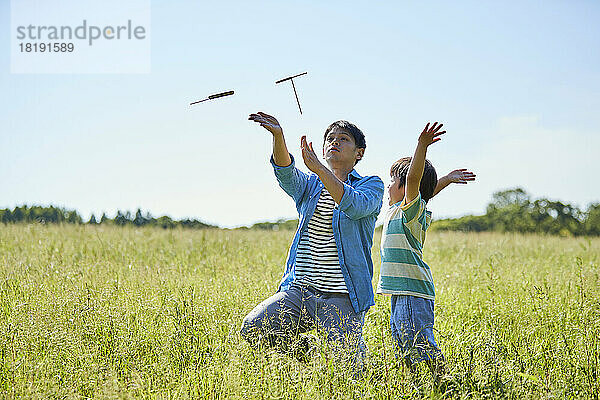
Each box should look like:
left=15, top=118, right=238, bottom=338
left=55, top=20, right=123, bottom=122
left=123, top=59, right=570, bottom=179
left=338, top=176, right=384, bottom=220
left=270, top=154, right=310, bottom=205
left=400, top=193, right=425, bottom=223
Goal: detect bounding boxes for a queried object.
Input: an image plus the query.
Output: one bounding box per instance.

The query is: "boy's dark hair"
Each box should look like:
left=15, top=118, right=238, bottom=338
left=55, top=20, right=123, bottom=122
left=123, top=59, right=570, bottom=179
left=323, top=120, right=367, bottom=149
left=390, top=157, right=438, bottom=203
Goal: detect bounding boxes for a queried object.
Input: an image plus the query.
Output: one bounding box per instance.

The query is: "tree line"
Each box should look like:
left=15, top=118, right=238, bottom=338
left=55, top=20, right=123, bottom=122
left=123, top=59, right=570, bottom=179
left=0, top=206, right=217, bottom=229
left=1, top=188, right=598, bottom=236
left=430, top=188, right=600, bottom=236
left=244, top=188, right=600, bottom=236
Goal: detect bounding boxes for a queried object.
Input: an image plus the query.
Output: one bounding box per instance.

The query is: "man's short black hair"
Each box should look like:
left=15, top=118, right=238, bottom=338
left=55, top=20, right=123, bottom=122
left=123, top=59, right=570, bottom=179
left=390, top=157, right=437, bottom=203
left=323, top=120, right=366, bottom=150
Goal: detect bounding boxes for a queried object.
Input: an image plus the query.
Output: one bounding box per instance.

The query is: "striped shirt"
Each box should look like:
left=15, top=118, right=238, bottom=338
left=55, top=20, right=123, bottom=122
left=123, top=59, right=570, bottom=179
left=295, top=189, right=348, bottom=293
left=376, top=193, right=435, bottom=299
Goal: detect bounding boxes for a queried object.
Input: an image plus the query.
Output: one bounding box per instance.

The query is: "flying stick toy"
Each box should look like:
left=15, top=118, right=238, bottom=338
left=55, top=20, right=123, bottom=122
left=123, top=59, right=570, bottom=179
left=276, top=72, right=307, bottom=114
left=190, top=90, right=234, bottom=106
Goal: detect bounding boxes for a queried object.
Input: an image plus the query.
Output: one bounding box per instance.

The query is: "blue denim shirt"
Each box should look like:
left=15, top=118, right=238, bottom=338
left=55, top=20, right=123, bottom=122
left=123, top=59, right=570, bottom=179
left=271, top=155, right=384, bottom=313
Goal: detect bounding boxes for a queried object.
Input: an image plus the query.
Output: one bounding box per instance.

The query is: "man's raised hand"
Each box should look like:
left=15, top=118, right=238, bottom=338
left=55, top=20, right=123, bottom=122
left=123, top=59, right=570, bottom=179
left=301, top=136, right=325, bottom=174
left=249, top=112, right=283, bottom=137
left=249, top=111, right=291, bottom=167
left=418, top=122, right=446, bottom=147
left=446, top=169, right=476, bottom=184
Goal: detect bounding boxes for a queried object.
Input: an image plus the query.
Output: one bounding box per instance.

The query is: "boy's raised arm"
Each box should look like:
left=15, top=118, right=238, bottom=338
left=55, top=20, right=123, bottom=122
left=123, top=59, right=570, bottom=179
left=405, top=122, right=445, bottom=204
left=249, top=112, right=292, bottom=167
left=432, top=168, right=477, bottom=197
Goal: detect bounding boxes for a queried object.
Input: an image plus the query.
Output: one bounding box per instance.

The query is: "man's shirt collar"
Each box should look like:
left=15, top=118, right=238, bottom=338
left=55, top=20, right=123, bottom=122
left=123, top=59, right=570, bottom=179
left=347, top=169, right=362, bottom=183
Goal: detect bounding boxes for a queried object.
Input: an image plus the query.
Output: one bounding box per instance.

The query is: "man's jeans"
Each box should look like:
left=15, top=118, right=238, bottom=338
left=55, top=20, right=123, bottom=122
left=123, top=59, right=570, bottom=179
left=240, top=283, right=365, bottom=364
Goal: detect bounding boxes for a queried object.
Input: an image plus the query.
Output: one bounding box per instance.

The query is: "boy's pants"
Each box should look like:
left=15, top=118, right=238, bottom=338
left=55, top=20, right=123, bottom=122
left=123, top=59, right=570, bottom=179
left=390, top=295, right=443, bottom=364
left=240, top=283, right=365, bottom=363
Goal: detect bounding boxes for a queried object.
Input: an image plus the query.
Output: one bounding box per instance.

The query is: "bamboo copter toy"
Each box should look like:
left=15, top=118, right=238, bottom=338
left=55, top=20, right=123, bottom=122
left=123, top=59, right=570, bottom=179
left=275, top=72, right=307, bottom=114
left=189, top=90, right=234, bottom=106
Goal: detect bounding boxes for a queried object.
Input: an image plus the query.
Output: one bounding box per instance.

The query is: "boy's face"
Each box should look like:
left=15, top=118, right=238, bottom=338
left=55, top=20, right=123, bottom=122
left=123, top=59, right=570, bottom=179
left=322, top=127, right=364, bottom=168
left=388, top=177, right=404, bottom=206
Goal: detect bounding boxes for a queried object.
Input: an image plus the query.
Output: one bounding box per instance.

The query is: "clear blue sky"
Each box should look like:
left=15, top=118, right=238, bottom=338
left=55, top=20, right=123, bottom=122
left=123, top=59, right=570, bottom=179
left=1, top=1, right=599, bottom=227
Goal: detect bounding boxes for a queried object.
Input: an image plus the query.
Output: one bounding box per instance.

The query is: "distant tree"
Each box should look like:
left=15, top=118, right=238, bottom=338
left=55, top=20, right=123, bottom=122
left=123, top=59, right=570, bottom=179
left=431, top=188, right=596, bottom=236
left=250, top=219, right=298, bottom=231
left=100, top=213, right=109, bottom=224
left=484, top=188, right=533, bottom=233
left=0, top=205, right=220, bottom=230
left=430, top=215, right=490, bottom=233
left=180, top=218, right=212, bottom=229
left=66, top=210, right=82, bottom=224
left=489, top=187, right=530, bottom=209
left=156, top=215, right=177, bottom=229
left=133, top=208, right=144, bottom=226
left=531, top=199, right=583, bottom=236
left=2, top=209, right=12, bottom=223
left=114, top=211, right=128, bottom=226
left=585, top=203, right=600, bottom=236
left=144, top=211, right=155, bottom=226
left=28, top=206, right=41, bottom=223
left=12, top=206, right=24, bottom=222
left=45, top=206, right=61, bottom=223
left=133, top=208, right=147, bottom=226
left=250, top=221, right=279, bottom=230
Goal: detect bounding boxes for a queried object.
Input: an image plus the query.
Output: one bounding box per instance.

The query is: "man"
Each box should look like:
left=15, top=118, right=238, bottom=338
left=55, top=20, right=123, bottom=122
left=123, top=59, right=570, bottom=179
left=241, top=112, right=383, bottom=362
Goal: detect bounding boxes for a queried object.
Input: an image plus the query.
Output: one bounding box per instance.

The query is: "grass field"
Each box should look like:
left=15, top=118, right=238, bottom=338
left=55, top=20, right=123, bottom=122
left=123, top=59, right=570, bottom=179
left=1, top=224, right=599, bottom=399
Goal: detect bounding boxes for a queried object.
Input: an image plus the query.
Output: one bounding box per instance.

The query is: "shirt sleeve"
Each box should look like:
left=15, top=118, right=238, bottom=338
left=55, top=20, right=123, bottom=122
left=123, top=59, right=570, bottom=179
left=338, top=175, right=384, bottom=220
left=400, top=193, right=425, bottom=223
left=270, top=154, right=309, bottom=205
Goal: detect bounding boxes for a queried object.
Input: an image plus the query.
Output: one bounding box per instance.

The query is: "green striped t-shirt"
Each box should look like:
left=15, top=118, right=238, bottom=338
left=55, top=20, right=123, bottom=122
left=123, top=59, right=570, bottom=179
left=376, top=193, right=434, bottom=299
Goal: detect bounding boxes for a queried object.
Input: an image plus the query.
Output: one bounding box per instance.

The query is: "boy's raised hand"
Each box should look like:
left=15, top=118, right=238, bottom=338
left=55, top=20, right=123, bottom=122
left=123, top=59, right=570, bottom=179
left=405, top=121, right=446, bottom=203
left=418, top=122, right=446, bottom=146
left=249, top=112, right=283, bottom=137
left=432, top=168, right=477, bottom=197
left=446, top=169, right=476, bottom=184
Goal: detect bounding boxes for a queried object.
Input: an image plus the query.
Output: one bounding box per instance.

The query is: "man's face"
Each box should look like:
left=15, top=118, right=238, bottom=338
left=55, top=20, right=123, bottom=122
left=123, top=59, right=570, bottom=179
left=322, top=127, right=364, bottom=168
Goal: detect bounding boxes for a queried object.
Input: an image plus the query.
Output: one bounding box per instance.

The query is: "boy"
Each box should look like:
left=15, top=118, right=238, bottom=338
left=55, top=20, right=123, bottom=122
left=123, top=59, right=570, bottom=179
left=376, top=122, right=475, bottom=375
left=242, top=112, right=384, bottom=364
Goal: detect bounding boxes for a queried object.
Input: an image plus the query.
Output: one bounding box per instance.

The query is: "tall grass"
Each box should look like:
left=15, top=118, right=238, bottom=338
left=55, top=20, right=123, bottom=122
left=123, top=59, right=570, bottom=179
left=1, top=224, right=598, bottom=398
